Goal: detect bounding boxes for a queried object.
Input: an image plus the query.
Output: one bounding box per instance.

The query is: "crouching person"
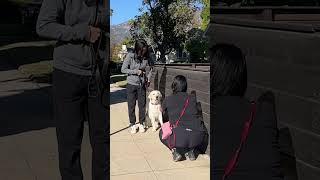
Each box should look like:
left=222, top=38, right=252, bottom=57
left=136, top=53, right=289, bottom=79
left=159, top=75, right=208, bottom=162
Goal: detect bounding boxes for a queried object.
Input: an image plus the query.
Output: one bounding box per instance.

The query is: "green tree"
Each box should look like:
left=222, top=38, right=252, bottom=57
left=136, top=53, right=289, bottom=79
left=185, top=28, right=208, bottom=63
left=199, top=0, right=210, bottom=30
left=122, top=36, right=135, bottom=48
left=130, top=0, right=198, bottom=63
left=111, top=43, right=122, bottom=62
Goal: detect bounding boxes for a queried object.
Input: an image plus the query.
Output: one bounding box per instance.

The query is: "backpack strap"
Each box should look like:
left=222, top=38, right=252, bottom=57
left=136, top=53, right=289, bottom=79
left=222, top=101, right=257, bottom=180
left=173, top=96, right=190, bottom=127
left=167, top=96, right=190, bottom=149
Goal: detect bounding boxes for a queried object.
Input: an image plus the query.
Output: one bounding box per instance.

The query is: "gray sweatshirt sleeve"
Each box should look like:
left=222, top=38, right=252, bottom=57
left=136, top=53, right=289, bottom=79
left=121, top=54, right=138, bottom=75
left=36, top=0, right=89, bottom=41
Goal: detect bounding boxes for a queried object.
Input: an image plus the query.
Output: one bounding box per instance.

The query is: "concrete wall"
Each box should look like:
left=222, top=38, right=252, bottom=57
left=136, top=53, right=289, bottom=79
left=208, top=16, right=320, bottom=179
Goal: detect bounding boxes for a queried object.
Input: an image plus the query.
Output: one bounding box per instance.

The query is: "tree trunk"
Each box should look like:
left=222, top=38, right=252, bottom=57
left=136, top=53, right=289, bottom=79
left=158, top=48, right=167, bottom=63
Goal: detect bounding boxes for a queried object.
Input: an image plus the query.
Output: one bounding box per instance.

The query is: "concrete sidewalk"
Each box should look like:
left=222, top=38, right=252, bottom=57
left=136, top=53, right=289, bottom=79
left=110, top=87, right=210, bottom=180
left=0, top=54, right=92, bottom=180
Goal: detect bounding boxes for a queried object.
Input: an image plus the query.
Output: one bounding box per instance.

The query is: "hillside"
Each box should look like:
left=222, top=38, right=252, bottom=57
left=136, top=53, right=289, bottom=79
left=110, top=22, right=131, bottom=46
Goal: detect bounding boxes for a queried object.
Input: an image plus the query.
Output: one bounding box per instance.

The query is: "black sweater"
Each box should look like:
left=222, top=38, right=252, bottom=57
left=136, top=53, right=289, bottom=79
left=212, top=95, right=283, bottom=180
left=162, top=92, right=207, bottom=132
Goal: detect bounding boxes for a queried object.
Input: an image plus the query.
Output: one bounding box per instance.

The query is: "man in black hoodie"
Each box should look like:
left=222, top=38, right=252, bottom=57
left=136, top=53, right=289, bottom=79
left=36, top=0, right=109, bottom=180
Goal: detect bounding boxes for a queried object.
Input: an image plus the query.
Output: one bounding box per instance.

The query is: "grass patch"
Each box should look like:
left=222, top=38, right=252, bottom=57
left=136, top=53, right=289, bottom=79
left=115, top=80, right=127, bottom=88
left=18, top=60, right=53, bottom=83
left=111, top=74, right=127, bottom=83
left=0, top=41, right=56, bottom=51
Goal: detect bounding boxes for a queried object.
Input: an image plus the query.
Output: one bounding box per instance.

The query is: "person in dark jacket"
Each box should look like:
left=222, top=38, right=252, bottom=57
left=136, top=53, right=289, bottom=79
left=36, top=0, right=109, bottom=180
left=121, top=39, right=154, bottom=134
left=210, top=44, right=283, bottom=180
left=159, top=75, right=208, bottom=162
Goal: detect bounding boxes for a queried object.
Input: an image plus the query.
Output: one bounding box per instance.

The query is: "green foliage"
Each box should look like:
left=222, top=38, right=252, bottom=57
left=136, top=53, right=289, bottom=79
left=122, top=37, right=135, bottom=48
left=111, top=44, right=122, bottom=62
left=131, top=0, right=198, bottom=62
left=199, top=0, right=210, bottom=30
left=185, top=28, right=208, bottom=63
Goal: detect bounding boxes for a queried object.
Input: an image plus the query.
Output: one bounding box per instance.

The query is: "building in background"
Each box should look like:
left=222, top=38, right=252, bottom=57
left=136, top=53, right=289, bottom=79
left=117, top=44, right=128, bottom=61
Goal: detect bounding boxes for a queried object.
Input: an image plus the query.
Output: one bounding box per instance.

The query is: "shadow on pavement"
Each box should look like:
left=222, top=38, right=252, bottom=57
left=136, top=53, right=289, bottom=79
left=110, top=88, right=127, bottom=105
left=110, top=125, right=130, bottom=136
left=0, top=86, right=54, bottom=137
left=279, top=127, right=299, bottom=180
left=0, top=43, right=54, bottom=72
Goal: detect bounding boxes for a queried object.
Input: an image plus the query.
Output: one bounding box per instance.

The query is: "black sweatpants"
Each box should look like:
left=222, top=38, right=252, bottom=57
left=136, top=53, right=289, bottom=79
left=126, top=84, right=146, bottom=125
left=159, top=127, right=207, bottom=154
left=53, top=69, right=108, bottom=180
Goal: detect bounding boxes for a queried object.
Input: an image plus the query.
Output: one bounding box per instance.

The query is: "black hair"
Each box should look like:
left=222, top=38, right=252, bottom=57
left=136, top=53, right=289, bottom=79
left=134, top=39, right=149, bottom=60
left=171, top=75, right=188, bottom=94
left=210, top=43, right=247, bottom=97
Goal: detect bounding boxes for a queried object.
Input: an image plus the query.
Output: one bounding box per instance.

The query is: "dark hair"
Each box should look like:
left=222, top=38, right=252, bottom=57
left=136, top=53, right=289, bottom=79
left=171, top=75, right=188, bottom=94
left=210, top=43, right=247, bottom=97
left=134, top=39, right=149, bottom=60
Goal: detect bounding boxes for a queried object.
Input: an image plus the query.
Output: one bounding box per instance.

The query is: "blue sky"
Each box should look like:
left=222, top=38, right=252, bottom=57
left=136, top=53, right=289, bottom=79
left=111, top=0, right=143, bottom=25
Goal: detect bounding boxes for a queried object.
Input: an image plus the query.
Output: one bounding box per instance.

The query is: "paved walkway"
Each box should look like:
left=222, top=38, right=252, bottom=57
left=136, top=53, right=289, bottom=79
left=110, top=87, right=210, bottom=180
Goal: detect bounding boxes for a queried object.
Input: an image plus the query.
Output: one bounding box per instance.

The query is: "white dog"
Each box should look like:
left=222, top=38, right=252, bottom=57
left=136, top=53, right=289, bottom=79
left=147, top=90, right=163, bottom=131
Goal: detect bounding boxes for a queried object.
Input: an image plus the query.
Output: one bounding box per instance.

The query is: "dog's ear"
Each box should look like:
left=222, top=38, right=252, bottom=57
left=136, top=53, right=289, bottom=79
left=148, top=92, right=152, bottom=99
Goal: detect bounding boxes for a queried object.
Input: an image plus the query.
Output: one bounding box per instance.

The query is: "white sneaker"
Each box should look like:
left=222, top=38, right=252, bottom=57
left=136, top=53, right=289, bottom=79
left=130, top=125, right=137, bottom=134
left=138, top=123, right=145, bottom=133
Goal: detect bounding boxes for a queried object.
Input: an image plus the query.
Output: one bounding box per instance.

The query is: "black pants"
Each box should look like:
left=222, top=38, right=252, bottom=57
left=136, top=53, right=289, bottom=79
left=159, top=128, right=208, bottom=154
left=126, top=84, right=146, bottom=125
left=53, top=69, right=108, bottom=180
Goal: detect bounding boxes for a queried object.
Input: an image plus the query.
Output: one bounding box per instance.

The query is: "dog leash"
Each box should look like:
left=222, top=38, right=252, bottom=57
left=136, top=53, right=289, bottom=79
left=87, top=0, right=109, bottom=109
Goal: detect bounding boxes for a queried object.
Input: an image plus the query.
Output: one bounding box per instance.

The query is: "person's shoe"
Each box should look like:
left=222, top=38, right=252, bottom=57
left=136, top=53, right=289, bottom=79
left=172, top=148, right=182, bottom=162
left=130, top=124, right=137, bottom=134
left=138, top=123, right=145, bottom=133
left=185, top=149, right=196, bottom=161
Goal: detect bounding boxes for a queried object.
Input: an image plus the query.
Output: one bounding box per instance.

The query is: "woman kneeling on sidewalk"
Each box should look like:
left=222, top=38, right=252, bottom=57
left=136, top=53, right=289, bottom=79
left=159, top=75, right=208, bottom=162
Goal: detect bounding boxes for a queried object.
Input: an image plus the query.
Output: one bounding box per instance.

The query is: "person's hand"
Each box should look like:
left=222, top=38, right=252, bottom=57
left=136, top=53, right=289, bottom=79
left=86, top=26, right=101, bottom=43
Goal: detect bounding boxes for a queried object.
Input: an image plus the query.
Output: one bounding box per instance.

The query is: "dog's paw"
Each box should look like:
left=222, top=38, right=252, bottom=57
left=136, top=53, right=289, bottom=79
left=152, top=128, right=157, bottom=132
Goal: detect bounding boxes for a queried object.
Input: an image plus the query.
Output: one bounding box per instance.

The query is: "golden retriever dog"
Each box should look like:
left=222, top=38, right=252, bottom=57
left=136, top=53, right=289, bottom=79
left=147, top=90, right=163, bottom=131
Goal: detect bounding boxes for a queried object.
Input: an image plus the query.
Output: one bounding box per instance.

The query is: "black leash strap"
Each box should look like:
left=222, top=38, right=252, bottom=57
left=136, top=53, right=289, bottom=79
left=87, top=0, right=109, bottom=109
